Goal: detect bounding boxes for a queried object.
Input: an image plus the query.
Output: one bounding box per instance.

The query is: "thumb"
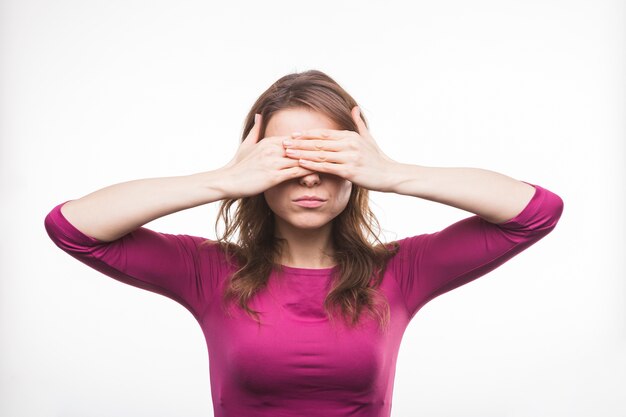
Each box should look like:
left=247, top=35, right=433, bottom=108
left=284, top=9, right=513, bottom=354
left=243, top=113, right=262, bottom=145
left=351, top=106, right=367, bottom=136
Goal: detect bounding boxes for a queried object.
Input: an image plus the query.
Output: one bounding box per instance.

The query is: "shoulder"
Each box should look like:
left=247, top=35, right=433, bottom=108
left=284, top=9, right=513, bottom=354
left=384, top=234, right=429, bottom=257
left=196, top=239, right=241, bottom=269
left=374, top=234, right=429, bottom=272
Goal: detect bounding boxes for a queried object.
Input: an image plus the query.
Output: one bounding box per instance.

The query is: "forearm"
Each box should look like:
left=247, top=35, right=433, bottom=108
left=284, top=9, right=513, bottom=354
left=60, top=168, right=231, bottom=242
left=385, top=163, right=536, bottom=224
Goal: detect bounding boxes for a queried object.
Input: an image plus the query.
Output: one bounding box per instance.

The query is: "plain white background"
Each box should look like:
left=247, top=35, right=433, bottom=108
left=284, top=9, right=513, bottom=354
left=1, top=0, right=624, bottom=416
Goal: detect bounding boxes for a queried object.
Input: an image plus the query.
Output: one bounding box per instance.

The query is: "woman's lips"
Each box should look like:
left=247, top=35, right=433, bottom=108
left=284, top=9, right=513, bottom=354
left=293, top=199, right=326, bottom=208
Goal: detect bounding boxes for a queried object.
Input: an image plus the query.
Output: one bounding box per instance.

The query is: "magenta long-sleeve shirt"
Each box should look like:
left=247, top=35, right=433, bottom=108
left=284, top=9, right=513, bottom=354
left=44, top=182, right=563, bottom=417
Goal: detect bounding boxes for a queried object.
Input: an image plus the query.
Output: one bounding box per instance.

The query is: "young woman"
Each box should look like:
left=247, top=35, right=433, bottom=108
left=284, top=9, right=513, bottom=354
left=45, top=70, right=564, bottom=417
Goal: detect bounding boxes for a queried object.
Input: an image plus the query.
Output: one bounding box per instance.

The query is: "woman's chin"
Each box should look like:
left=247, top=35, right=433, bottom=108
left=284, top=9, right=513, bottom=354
left=290, top=221, right=329, bottom=231
left=283, top=215, right=332, bottom=231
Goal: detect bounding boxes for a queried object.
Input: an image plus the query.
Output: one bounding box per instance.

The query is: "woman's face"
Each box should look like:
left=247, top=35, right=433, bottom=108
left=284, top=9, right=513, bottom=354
left=263, top=107, right=352, bottom=234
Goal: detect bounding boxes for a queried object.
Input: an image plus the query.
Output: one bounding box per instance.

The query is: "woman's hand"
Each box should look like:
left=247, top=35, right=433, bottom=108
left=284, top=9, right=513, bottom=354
left=221, top=114, right=316, bottom=198
left=282, top=107, right=398, bottom=192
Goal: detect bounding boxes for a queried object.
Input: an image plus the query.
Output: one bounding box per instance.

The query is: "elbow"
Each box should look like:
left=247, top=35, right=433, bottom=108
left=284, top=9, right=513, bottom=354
left=526, top=191, right=563, bottom=240
left=44, top=203, right=95, bottom=254
left=543, top=192, right=564, bottom=232
left=44, top=207, right=62, bottom=247
left=44, top=206, right=74, bottom=253
left=498, top=186, right=564, bottom=238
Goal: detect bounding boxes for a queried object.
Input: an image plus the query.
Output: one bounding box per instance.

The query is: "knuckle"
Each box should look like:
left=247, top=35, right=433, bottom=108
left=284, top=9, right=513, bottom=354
left=292, top=169, right=306, bottom=178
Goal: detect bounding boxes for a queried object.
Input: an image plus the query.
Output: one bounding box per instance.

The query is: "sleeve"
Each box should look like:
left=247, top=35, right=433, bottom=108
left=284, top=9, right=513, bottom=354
left=44, top=201, right=226, bottom=321
left=390, top=182, right=564, bottom=320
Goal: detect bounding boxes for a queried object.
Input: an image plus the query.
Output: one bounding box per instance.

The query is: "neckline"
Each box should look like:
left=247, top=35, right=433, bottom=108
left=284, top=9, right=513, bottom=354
left=275, top=264, right=338, bottom=276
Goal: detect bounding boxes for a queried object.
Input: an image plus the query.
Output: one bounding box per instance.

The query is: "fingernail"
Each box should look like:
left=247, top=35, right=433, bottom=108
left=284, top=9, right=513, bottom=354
left=291, top=131, right=302, bottom=138
left=283, top=139, right=293, bottom=147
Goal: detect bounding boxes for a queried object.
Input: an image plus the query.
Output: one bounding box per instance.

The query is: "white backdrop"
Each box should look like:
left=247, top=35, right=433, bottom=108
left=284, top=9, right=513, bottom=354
left=1, top=0, right=624, bottom=416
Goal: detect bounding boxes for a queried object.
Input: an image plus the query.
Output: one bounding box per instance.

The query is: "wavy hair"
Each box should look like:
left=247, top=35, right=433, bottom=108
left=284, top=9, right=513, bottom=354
left=212, top=70, right=399, bottom=331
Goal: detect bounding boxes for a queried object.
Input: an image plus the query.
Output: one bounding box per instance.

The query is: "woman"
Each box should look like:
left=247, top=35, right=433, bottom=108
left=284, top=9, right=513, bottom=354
left=45, top=70, right=564, bottom=417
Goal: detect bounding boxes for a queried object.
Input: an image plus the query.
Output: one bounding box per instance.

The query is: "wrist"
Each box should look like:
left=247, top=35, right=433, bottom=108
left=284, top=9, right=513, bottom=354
left=189, top=168, right=233, bottom=202
left=383, top=163, right=428, bottom=195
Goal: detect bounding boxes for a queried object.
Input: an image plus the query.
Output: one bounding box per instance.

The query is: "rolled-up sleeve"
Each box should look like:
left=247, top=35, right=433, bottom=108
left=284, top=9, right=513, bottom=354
left=44, top=201, right=226, bottom=320
left=390, top=183, right=564, bottom=320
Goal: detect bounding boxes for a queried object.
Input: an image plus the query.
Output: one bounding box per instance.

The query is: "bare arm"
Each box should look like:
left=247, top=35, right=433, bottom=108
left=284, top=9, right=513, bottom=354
left=60, top=170, right=230, bottom=242
left=60, top=114, right=314, bottom=242
left=385, top=164, right=537, bottom=224
left=283, top=107, right=538, bottom=224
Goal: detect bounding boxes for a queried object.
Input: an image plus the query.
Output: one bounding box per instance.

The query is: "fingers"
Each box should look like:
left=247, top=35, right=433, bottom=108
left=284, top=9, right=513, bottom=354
left=297, top=159, right=344, bottom=177
left=291, top=129, right=354, bottom=141
left=243, top=113, right=262, bottom=145
left=279, top=166, right=316, bottom=180
left=284, top=148, right=345, bottom=164
left=282, top=138, right=343, bottom=152
left=351, top=106, right=368, bottom=136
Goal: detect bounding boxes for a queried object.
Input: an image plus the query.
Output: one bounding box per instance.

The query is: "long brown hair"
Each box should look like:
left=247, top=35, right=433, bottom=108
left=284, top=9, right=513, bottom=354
left=213, top=70, right=399, bottom=331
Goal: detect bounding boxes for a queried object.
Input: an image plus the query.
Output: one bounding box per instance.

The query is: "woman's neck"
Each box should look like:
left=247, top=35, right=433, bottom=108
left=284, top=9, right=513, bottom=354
left=274, top=223, right=336, bottom=269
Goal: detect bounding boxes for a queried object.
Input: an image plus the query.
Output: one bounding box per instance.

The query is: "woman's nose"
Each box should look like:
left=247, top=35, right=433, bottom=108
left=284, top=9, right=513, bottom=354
left=299, top=172, right=320, bottom=187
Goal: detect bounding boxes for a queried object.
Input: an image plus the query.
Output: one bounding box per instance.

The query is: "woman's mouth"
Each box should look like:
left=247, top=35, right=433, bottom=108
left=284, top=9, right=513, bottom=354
left=293, top=196, right=326, bottom=208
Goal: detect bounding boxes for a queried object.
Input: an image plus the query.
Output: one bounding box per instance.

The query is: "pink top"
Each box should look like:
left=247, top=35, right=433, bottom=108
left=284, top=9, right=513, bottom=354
left=44, top=182, right=563, bottom=417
